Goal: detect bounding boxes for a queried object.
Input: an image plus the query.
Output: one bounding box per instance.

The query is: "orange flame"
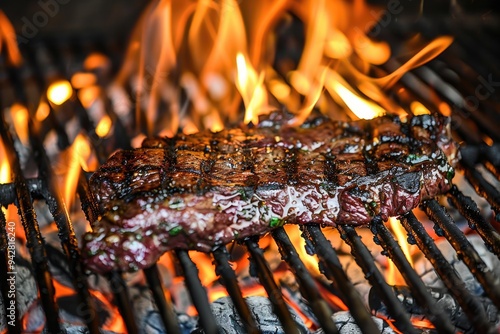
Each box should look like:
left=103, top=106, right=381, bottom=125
left=0, top=11, right=22, bottom=66
left=10, top=103, right=30, bottom=146
left=63, top=134, right=91, bottom=208
left=95, top=115, right=113, bottom=138
left=386, top=217, right=414, bottom=286
left=35, top=101, right=51, bottom=122
left=235, top=53, right=268, bottom=124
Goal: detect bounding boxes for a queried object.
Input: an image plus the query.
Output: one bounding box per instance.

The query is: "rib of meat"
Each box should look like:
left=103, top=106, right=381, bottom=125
left=82, top=113, right=458, bottom=273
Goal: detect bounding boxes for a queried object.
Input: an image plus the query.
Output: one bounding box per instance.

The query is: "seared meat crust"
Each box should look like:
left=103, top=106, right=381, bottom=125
left=82, top=113, right=457, bottom=273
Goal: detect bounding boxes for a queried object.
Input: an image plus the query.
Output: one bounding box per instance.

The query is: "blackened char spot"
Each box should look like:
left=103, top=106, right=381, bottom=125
left=395, top=171, right=421, bottom=193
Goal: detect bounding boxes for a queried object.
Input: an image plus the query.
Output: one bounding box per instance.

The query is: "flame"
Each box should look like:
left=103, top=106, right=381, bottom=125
left=10, top=103, right=30, bottom=146
left=78, top=86, right=101, bottom=109
left=0, top=140, right=11, bottom=218
left=83, top=53, right=110, bottom=71
left=63, top=134, right=91, bottom=208
left=0, top=141, right=9, bottom=185
left=71, top=72, right=97, bottom=89
left=0, top=11, right=22, bottom=66
left=410, top=101, right=431, bottom=116
left=327, top=74, right=386, bottom=120
left=235, top=53, right=268, bottom=124
left=35, top=102, right=51, bottom=122
left=386, top=217, right=414, bottom=286
left=47, top=80, right=73, bottom=105
left=95, top=115, right=113, bottom=138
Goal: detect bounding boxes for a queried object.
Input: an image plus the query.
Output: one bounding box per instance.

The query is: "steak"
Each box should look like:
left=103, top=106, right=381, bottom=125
left=82, top=112, right=458, bottom=273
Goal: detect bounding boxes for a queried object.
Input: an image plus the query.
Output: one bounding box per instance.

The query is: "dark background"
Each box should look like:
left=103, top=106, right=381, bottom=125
left=1, top=0, right=499, bottom=42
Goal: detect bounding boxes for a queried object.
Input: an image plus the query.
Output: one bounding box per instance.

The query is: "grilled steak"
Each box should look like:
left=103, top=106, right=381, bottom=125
left=82, top=112, right=458, bottom=273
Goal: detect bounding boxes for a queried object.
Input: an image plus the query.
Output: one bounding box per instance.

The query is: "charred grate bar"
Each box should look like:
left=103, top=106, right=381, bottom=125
left=175, top=249, right=219, bottom=334
left=301, top=224, right=380, bottom=334
left=245, top=237, right=301, bottom=333
left=447, top=185, right=500, bottom=258
left=212, top=246, right=260, bottom=334
left=422, top=199, right=500, bottom=308
left=370, top=217, right=456, bottom=333
left=0, top=114, right=63, bottom=334
left=338, top=224, right=418, bottom=334
left=400, top=212, right=497, bottom=333
left=272, top=227, right=339, bottom=334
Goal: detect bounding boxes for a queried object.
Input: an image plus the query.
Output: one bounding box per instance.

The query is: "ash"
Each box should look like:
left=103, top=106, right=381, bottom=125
left=194, top=296, right=309, bottom=334
left=193, top=296, right=395, bottom=334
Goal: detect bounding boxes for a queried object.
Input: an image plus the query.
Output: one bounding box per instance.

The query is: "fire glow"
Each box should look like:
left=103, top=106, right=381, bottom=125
left=117, top=0, right=453, bottom=133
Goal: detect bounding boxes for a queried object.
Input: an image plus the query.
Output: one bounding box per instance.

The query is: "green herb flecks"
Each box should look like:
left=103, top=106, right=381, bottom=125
left=168, top=226, right=183, bottom=236
left=269, top=217, right=284, bottom=228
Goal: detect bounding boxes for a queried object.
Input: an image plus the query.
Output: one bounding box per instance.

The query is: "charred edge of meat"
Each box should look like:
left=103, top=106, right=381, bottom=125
left=82, top=113, right=458, bottom=273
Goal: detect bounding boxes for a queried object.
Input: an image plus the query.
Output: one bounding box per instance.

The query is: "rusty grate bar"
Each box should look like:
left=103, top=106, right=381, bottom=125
left=370, top=218, right=456, bottom=333
left=338, top=225, right=418, bottom=334
left=175, top=249, right=218, bottom=334
left=272, top=227, right=339, bottom=334
left=245, top=238, right=300, bottom=334
left=447, top=185, right=500, bottom=258
left=212, top=246, right=260, bottom=334
left=302, top=224, right=380, bottom=334
left=0, top=114, right=63, bottom=334
left=400, top=211, right=496, bottom=333
left=143, top=264, right=181, bottom=334
left=422, top=199, right=500, bottom=308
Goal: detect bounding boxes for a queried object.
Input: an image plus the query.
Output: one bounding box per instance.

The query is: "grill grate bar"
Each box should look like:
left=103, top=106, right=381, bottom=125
left=143, top=264, right=181, bottom=334
left=370, top=218, right=456, bottom=333
left=447, top=185, right=500, bottom=258
left=212, top=246, right=260, bottom=334
left=107, top=271, right=139, bottom=334
left=175, top=249, right=219, bottom=334
left=460, top=153, right=500, bottom=218
left=28, top=119, right=100, bottom=333
left=0, top=114, right=63, bottom=334
left=400, top=212, right=496, bottom=333
left=272, top=227, right=339, bottom=334
left=338, top=225, right=418, bottom=334
left=423, top=199, right=500, bottom=308
left=245, top=238, right=301, bottom=334
left=302, top=225, right=380, bottom=334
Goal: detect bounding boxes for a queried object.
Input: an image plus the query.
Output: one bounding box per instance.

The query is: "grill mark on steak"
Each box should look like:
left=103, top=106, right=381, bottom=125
left=284, top=148, right=299, bottom=186
left=82, top=113, right=459, bottom=273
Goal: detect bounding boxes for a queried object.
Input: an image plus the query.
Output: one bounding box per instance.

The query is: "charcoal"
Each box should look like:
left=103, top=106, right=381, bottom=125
left=414, top=235, right=500, bottom=294
left=314, top=311, right=395, bottom=334
left=128, top=284, right=196, bottom=334
left=195, top=295, right=309, bottom=334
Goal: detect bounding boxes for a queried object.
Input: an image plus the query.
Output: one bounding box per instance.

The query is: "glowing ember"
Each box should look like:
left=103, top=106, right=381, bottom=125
left=10, top=103, right=30, bottom=146
left=47, top=80, right=73, bottom=105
